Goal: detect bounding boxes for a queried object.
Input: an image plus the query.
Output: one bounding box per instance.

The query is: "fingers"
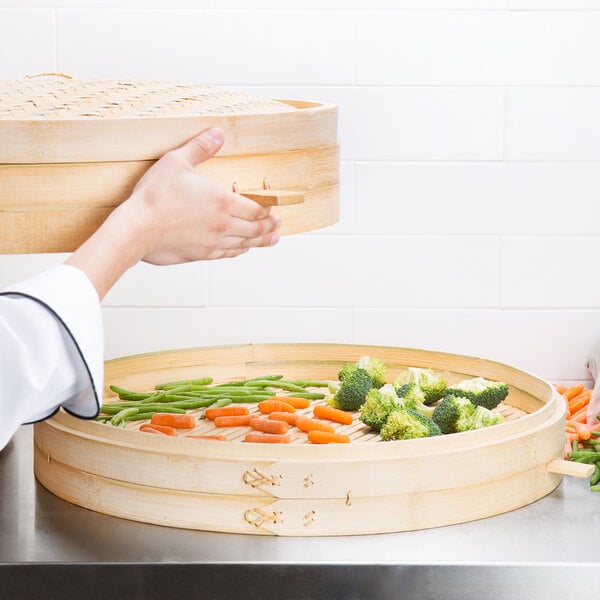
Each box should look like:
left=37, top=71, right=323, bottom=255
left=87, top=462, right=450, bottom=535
left=228, top=192, right=272, bottom=221
left=173, top=127, right=224, bottom=167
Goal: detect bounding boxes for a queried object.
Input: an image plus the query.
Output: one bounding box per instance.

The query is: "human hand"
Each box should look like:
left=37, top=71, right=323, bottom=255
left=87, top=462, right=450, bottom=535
left=125, top=127, right=281, bottom=265
left=65, top=128, right=281, bottom=300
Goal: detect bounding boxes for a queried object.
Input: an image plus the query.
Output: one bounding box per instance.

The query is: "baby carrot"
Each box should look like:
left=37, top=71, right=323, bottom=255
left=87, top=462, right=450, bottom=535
left=185, top=434, right=228, bottom=441
left=151, top=413, right=196, bottom=429
left=214, top=415, right=252, bottom=427
left=139, top=423, right=177, bottom=436
left=555, top=384, right=567, bottom=395
left=258, top=400, right=296, bottom=414
left=249, top=417, right=289, bottom=435
left=269, top=396, right=310, bottom=409
left=295, top=415, right=335, bottom=434
left=567, top=420, right=592, bottom=440
left=313, top=404, right=353, bottom=425
left=564, top=384, right=585, bottom=401
left=308, top=430, right=351, bottom=444
left=244, top=432, right=291, bottom=444
left=268, top=412, right=298, bottom=425
left=569, top=392, right=591, bottom=414
left=205, top=405, right=249, bottom=421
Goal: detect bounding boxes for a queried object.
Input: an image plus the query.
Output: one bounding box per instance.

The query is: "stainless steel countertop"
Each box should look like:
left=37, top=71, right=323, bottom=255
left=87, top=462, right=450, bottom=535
left=1, top=425, right=598, bottom=600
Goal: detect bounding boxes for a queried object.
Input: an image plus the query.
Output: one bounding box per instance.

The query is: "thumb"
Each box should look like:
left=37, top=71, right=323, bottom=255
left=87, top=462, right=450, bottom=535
left=175, top=127, right=224, bottom=167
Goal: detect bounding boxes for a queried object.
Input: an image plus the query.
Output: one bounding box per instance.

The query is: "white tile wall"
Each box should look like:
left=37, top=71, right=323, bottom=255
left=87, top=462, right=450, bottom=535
left=0, top=9, right=56, bottom=78
left=2, top=2, right=600, bottom=382
left=508, top=88, right=600, bottom=160
left=102, top=307, right=354, bottom=358
left=55, top=10, right=354, bottom=84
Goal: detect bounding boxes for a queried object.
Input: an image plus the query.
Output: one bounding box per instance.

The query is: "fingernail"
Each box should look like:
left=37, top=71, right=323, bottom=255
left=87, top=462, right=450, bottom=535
left=205, top=127, right=224, bottom=148
left=270, top=233, right=280, bottom=246
left=273, top=217, right=282, bottom=230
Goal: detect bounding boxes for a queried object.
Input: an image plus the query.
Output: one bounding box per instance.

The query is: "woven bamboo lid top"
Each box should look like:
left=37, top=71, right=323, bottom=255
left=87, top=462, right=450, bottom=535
left=0, top=76, right=295, bottom=120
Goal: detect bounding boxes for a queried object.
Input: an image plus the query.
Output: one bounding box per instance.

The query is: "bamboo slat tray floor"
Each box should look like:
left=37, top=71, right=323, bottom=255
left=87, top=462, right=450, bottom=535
left=33, top=343, right=590, bottom=536
left=0, top=76, right=339, bottom=252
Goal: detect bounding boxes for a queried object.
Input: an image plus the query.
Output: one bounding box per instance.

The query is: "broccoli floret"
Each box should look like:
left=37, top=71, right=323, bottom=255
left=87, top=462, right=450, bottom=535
left=393, top=367, right=446, bottom=405
left=338, top=363, right=356, bottom=382
left=471, top=405, right=505, bottom=429
left=444, top=377, right=509, bottom=410
left=334, top=367, right=374, bottom=411
left=359, top=385, right=401, bottom=431
left=356, top=356, right=387, bottom=389
left=395, top=382, right=434, bottom=418
left=432, top=395, right=476, bottom=434
left=433, top=394, right=504, bottom=434
left=380, top=408, right=441, bottom=441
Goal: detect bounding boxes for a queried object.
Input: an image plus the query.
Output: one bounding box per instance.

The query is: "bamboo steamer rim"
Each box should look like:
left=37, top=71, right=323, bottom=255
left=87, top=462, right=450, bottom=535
left=55, top=343, right=559, bottom=461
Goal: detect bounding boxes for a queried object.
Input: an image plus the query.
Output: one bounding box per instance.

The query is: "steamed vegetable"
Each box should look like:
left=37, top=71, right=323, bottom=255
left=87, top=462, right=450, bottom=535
left=443, top=377, right=508, bottom=410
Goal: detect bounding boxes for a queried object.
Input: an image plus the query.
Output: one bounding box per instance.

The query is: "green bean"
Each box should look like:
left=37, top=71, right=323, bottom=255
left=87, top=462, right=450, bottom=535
left=123, top=411, right=157, bottom=422
left=229, top=395, right=281, bottom=404
left=155, top=377, right=213, bottom=390
left=243, top=380, right=307, bottom=393
left=590, top=465, right=600, bottom=487
left=290, top=380, right=331, bottom=388
left=282, top=392, right=326, bottom=400
left=569, top=451, right=600, bottom=464
left=109, top=385, right=157, bottom=401
left=213, top=375, right=283, bottom=387
left=110, top=407, right=140, bottom=426
left=591, top=484, right=600, bottom=492
left=101, top=403, right=186, bottom=415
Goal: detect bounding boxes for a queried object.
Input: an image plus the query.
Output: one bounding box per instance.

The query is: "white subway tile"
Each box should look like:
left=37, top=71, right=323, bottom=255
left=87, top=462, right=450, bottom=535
left=502, top=237, right=600, bottom=308
left=207, top=235, right=500, bottom=308
left=205, top=1, right=506, bottom=6
left=102, top=261, right=207, bottom=307
left=0, top=1, right=506, bottom=6
left=354, top=308, right=599, bottom=381
left=344, top=88, right=504, bottom=161
left=241, top=87, right=503, bottom=162
left=355, top=162, right=600, bottom=235
left=357, top=11, right=507, bottom=85
left=0, top=254, right=66, bottom=289
left=507, top=88, right=600, bottom=160
left=508, top=12, right=600, bottom=85
left=509, top=0, right=600, bottom=8
left=102, top=306, right=353, bottom=359
left=56, top=10, right=353, bottom=84
left=0, top=9, right=55, bottom=78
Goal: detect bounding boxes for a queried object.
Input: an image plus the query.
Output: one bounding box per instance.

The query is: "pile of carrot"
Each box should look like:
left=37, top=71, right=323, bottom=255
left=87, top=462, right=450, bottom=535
left=136, top=395, right=354, bottom=445
left=555, top=383, right=600, bottom=458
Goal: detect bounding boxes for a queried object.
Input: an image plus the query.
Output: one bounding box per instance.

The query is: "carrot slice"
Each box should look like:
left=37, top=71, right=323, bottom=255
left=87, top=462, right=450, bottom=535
left=244, top=432, right=291, bottom=444
left=271, top=396, right=311, bottom=409
left=151, top=413, right=196, bottom=429
left=205, top=406, right=249, bottom=421
left=295, top=415, right=335, bottom=434
left=313, top=404, right=353, bottom=425
left=268, top=412, right=299, bottom=425
left=308, top=430, right=351, bottom=444
left=249, top=417, right=289, bottom=435
left=258, top=400, right=296, bottom=414
left=214, top=415, right=252, bottom=427
left=139, top=423, right=177, bottom=436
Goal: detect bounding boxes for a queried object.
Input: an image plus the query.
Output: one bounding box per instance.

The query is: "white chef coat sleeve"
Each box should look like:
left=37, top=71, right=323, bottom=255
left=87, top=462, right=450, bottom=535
left=0, top=264, right=103, bottom=449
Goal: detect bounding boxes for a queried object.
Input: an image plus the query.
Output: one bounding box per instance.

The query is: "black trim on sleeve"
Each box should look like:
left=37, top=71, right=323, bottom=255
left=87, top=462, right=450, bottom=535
left=0, top=291, right=100, bottom=423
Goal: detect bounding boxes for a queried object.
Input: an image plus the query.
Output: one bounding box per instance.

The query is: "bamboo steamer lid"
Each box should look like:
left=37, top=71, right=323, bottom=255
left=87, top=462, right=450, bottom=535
left=33, top=343, right=587, bottom=537
left=0, top=74, right=339, bottom=253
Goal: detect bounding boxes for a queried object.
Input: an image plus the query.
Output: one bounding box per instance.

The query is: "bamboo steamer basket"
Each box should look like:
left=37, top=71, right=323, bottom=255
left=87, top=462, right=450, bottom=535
left=0, top=74, right=339, bottom=253
left=33, top=343, right=591, bottom=537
